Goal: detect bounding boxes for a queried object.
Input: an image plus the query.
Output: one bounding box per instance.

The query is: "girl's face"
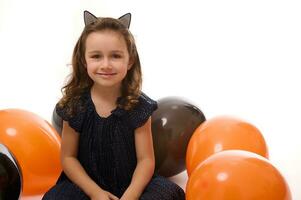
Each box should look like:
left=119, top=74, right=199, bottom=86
left=84, top=30, right=131, bottom=89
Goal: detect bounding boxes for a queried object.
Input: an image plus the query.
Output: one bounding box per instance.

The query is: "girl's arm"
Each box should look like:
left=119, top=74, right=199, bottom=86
left=61, top=121, right=119, bottom=200
left=121, top=117, right=155, bottom=199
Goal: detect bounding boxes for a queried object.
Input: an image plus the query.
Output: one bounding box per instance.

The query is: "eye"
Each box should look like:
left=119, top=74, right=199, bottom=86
left=91, top=54, right=102, bottom=59
left=112, top=54, right=122, bottom=59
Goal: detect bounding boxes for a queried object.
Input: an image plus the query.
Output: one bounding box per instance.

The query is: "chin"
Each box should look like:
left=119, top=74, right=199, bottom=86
left=94, top=81, right=121, bottom=88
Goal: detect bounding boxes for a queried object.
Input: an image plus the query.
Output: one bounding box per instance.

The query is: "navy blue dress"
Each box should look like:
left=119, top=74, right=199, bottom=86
left=42, top=90, right=185, bottom=200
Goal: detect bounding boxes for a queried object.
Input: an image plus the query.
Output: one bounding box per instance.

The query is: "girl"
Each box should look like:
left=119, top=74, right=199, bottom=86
left=42, top=11, right=185, bottom=200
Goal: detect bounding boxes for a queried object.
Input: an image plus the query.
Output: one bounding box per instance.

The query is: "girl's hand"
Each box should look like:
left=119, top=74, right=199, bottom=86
left=90, top=189, right=119, bottom=200
left=120, top=192, right=139, bottom=200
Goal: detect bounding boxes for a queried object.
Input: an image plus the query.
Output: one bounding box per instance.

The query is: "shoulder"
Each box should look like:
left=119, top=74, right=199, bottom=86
left=56, top=91, right=90, bottom=115
left=137, top=92, right=158, bottom=109
left=55, top=90, right=91, bottom=132
left=126, top=92, right=158, bottom=130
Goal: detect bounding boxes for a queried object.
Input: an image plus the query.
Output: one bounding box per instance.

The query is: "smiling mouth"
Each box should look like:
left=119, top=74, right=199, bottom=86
left=97, top=73, right=117, bottom=76
left=96, top=73, right=117, bottom=78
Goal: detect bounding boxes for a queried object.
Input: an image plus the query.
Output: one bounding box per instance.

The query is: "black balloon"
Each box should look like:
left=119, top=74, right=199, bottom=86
left=0, top=143, right=22, bottom=200
left=151, top=97, right=206, bottom=177
left=51, top=106, right=62, bottom=136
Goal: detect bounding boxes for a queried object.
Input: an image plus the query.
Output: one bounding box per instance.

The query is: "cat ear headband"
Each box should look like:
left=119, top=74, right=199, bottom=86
left=84, top=10, right=131, bottom=29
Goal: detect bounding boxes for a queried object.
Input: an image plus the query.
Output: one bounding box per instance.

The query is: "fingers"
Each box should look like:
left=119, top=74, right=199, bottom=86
left=108, top=193, right=119, bottom=200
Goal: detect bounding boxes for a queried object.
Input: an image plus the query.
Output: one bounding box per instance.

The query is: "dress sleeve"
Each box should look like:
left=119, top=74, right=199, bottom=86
left=55, top=103, right=86, bottom=133
left=128, top=93, right=158, bottom=130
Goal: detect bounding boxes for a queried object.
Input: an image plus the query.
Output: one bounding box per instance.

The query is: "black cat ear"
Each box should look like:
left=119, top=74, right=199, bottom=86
left=84, top=10, right=98, bottom=26
left=84, top=11, right=131, bottom=28
left=119, top=13, right=131, bottom=28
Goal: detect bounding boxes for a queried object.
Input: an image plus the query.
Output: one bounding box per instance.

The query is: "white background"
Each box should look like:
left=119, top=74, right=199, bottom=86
left=0, top=0, right=300, bottom=199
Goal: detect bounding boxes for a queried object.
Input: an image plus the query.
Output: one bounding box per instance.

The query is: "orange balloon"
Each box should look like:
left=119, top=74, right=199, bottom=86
left=0, top=109, right=62, bottom=196
left=186, top=150, right=291, bottom=200
left=186, top=116, right=268, bottom=176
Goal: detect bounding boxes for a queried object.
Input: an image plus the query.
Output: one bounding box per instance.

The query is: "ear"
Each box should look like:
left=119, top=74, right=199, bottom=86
left=84, top=10, right=98, bottom=26
left=119, top=13, right=131, bottom=28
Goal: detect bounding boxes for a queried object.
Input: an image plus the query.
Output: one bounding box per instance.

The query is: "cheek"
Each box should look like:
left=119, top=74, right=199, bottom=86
left=121, top=67, right=130, bottom=79
left=86, top=68, right=93, bottom=79
left=86, top=61, right=98, bottom=70
left=86, top=63, right=97, bottom=77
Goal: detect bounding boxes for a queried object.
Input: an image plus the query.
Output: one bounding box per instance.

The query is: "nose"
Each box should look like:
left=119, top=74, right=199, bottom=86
left=101, top=57, right=112, bottom=70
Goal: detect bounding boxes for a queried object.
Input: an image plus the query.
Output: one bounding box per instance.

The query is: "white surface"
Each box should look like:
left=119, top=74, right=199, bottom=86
left=169, top=171, right=189, bottom=191
left=1, top=0, right=300, bottom=199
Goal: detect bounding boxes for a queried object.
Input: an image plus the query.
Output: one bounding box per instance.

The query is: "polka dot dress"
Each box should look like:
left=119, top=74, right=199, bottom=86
left=42, top=90, right=185, bottom=200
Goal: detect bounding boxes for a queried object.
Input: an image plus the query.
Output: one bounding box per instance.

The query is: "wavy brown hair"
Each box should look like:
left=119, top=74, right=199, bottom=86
left=58, top=17, right=142, bottom=116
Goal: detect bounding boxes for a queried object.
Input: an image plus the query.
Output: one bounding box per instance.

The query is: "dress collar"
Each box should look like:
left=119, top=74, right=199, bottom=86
left=85, top=89, right=127, bottom=118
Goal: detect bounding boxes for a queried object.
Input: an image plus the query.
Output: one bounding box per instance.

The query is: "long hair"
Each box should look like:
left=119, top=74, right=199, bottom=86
left=58, top=17, right=142, bottom=116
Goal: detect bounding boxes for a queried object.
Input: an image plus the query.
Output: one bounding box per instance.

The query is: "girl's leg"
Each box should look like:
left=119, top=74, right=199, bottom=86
left=140, top=175, right=185, bottom=200
left=42, top=179, right=89, bottom=200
